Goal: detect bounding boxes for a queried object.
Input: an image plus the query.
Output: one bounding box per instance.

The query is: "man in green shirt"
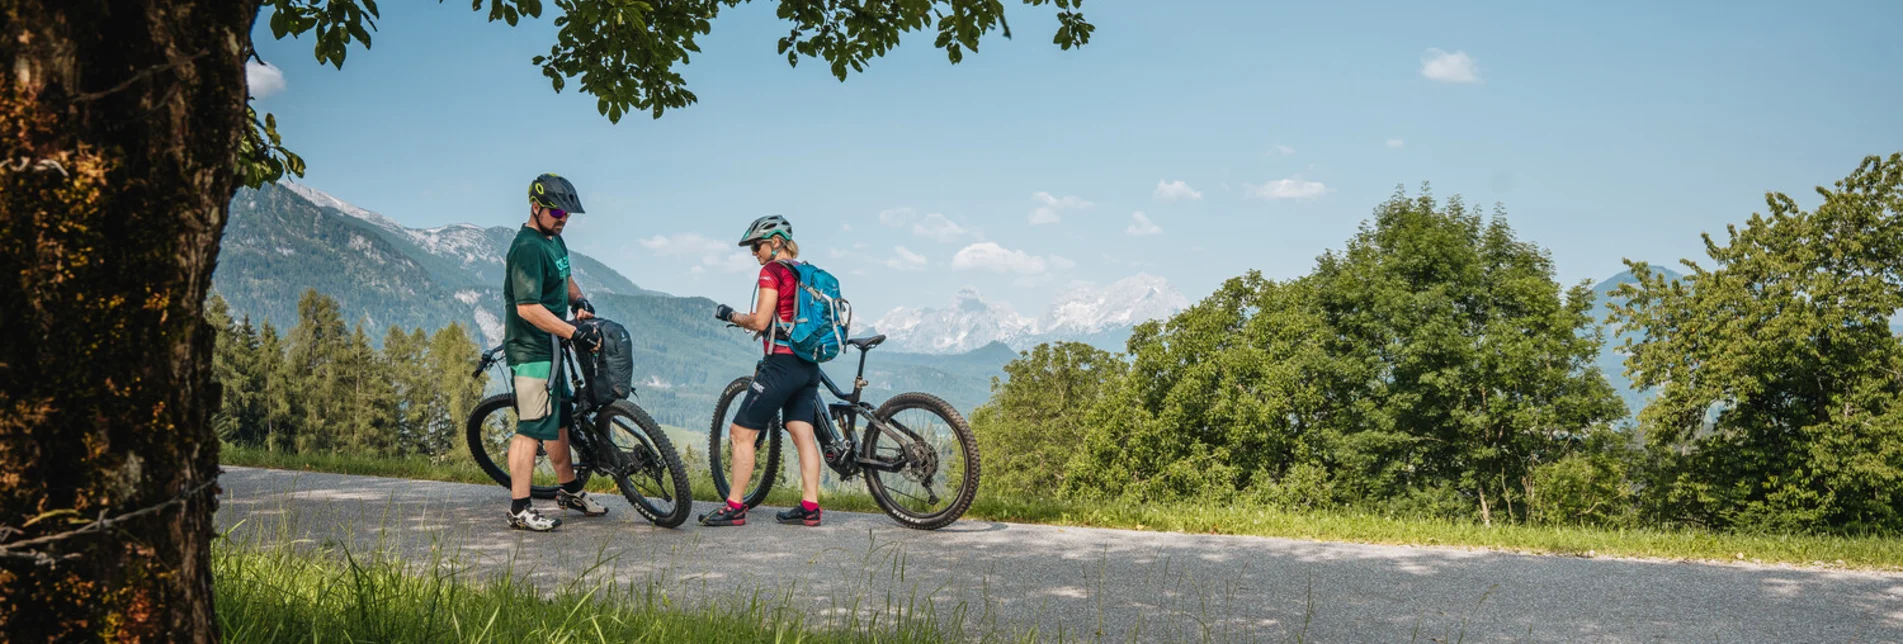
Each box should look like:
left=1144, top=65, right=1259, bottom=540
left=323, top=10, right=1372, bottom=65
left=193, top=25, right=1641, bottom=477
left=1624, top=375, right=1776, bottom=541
left=503, top=173, right=608, bottom=531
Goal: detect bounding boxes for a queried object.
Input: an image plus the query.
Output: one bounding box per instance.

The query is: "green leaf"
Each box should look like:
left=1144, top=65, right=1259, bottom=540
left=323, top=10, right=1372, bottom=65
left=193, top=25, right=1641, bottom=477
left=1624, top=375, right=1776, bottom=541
left=285, top=149, right=307, bottom=177
left=348, top=22, right=374, bottom=48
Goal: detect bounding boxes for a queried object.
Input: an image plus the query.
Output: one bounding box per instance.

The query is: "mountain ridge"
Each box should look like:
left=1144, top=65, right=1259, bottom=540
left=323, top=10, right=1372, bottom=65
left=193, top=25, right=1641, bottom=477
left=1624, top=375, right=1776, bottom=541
left=869, top=274, right=1189, bottom=354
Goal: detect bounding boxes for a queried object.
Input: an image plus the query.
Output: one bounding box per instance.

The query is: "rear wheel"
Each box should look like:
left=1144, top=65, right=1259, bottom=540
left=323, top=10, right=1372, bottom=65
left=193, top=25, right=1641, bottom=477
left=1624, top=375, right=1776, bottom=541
left=708, top=376, right=783, bottom=509
left=466, top=393, right=588, bottom=499
left=863, top=392, right=980, bottom=530
left=597, top=400, right=693, bottom=528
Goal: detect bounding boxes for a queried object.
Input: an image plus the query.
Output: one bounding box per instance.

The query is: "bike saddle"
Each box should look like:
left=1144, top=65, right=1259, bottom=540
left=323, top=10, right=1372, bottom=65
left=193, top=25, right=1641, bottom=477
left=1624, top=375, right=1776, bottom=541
left=846, top=334, right=887, bottom=351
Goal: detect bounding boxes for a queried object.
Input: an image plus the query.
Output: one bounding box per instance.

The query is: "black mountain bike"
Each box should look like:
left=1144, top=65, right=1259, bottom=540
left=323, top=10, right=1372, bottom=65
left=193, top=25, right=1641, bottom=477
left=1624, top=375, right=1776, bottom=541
left=466, top=341, right=693, bottom=528
left=708, top=333, right=981, bottom=530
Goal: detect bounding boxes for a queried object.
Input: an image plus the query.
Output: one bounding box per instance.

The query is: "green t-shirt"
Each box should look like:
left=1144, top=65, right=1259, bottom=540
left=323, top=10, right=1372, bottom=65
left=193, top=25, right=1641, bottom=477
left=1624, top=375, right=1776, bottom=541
left=502, top=225, right=572, bottom=366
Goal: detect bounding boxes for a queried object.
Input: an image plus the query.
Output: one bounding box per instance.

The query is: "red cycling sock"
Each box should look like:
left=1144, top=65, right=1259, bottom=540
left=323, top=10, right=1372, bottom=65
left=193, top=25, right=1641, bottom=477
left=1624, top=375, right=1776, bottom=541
left=727, top=499, right=745, bottom=512
left=801, top=500, right=819, bottom=512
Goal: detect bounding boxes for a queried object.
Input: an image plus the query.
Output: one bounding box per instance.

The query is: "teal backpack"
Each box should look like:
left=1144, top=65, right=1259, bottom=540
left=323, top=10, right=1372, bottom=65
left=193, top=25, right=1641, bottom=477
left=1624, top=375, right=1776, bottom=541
left=769, top=259, right=851, bottom=363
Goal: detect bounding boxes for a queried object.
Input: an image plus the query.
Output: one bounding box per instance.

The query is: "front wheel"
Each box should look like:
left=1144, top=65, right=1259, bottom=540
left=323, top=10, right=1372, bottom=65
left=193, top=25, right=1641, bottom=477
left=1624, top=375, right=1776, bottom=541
left=466, top=393, right=587, bottom=499
left=596, top=400, right=693, bottom=528
left=707, top=377, right=783, bottom=509
left=863, top=392, right=981, bottom=530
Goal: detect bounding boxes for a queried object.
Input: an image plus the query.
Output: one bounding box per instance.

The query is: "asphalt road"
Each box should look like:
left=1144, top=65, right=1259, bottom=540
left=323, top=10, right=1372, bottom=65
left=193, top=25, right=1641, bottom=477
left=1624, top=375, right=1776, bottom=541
left=214, top=466, right=1903, bottom=643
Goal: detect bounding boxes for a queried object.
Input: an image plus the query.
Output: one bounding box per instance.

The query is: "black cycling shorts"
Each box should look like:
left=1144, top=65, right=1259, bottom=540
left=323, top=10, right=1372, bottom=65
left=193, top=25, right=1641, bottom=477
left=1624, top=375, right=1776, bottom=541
left=732, top=354, right=821, bottom=432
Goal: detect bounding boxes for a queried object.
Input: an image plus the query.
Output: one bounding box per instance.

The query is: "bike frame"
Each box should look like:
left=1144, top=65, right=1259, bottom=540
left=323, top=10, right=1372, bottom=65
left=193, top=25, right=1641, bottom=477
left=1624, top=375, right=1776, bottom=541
left=795, top=345, right=930, bottom=477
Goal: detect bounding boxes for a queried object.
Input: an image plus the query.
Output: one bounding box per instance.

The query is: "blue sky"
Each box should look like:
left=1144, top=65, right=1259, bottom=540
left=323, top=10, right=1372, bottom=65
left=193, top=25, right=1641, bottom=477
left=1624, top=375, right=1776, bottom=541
left=248, top=0, right=1903, bottom=321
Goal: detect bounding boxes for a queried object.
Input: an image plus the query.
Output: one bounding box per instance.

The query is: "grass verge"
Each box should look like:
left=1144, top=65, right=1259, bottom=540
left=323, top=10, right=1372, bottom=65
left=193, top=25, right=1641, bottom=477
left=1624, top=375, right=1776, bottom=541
left=221, top=444, right=1903, bottom=571
left=214, top=536, right=1015, bottom=643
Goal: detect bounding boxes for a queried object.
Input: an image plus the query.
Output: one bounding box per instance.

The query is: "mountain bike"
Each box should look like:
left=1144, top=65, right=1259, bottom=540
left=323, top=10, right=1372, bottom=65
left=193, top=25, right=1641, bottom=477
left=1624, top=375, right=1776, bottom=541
left=707, top=333, right=981, bottom=530
left=466, top=340, right=693, bottom=528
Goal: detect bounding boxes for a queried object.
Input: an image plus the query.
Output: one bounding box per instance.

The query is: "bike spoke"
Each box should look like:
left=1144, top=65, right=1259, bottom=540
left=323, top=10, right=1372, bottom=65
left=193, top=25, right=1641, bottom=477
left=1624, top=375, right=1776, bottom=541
left=865, top=402, right=972, bottom=523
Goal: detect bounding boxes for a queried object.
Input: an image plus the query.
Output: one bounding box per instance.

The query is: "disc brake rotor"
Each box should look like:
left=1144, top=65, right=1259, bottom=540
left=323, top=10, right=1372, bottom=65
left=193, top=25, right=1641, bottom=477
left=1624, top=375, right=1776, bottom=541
left=902, top=440, right=938, bottom=485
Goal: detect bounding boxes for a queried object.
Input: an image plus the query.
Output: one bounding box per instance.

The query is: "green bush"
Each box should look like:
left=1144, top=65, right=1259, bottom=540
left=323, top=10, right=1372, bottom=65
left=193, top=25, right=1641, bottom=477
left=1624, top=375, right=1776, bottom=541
left=1244, top=462, right=1337, bottom=512
left=969, top=342, right=1125, bottom=498
left=1528, top=449, right=1635, bottom=528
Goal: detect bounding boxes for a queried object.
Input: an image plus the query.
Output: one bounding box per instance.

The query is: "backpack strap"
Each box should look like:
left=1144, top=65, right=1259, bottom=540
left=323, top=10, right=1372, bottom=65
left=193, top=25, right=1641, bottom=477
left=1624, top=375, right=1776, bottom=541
left=764, top=259, right=800, bottom=353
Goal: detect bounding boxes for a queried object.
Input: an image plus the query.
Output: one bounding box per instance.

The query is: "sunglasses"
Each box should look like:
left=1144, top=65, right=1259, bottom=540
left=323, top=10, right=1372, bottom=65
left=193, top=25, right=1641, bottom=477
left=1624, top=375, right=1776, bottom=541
left=544, top=208, right=569, bottom=220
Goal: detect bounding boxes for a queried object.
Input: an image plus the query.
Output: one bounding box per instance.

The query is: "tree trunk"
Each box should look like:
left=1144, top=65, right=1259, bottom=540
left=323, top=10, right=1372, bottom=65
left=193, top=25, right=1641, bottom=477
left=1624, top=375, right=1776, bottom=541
left=1, top=1, right=254, bottom=641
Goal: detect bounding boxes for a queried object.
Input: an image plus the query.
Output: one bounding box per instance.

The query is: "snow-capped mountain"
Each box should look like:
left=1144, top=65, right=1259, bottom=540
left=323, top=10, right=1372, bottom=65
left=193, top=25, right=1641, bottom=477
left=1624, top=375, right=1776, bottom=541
left=871, top=288, right=1038, bottom=354
left=1040, top=274, right=1187, bottom=338
left=275, top=180, right=640, bottom=297
left=871, top=274, right=1190, bottom=354
left=280, top=180, right=406, bottom=234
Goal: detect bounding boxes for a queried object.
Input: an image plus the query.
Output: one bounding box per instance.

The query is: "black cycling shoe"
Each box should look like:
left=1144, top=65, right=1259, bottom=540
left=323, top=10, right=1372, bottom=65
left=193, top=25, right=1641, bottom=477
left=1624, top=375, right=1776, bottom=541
left=776, top=505, right=822, bottom=527
left=698, top=504, right=747, bottom=527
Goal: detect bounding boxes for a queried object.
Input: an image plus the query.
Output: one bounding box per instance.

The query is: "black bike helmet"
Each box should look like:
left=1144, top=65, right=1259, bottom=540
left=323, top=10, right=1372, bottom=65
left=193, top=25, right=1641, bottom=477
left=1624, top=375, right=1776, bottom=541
left=529, top=173, right=585, bottom=213
left=737, top=214, right=792, bottom=246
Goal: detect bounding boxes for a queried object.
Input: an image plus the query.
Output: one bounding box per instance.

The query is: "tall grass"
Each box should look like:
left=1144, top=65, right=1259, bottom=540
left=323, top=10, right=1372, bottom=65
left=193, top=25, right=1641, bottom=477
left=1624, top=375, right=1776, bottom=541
left=213, top=528, right=1032, bottom=643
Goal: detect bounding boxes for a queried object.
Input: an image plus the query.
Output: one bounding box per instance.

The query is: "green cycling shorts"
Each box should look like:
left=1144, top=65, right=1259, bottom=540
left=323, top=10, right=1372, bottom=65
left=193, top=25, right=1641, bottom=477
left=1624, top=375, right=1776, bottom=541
left=511, top=362, right=573, bottom=442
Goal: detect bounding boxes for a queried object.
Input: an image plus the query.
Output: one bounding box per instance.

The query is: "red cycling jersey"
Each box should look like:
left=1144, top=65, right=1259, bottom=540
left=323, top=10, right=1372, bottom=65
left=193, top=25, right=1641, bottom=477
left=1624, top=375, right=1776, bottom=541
left=757, top=261, right=798, bottom=355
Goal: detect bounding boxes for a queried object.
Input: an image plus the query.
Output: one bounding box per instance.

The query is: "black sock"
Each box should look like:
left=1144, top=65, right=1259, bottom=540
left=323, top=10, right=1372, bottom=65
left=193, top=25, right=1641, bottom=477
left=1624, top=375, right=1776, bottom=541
left=561, top=479, right=584, bottom=494
left=511, top=497, right=530, bottom=514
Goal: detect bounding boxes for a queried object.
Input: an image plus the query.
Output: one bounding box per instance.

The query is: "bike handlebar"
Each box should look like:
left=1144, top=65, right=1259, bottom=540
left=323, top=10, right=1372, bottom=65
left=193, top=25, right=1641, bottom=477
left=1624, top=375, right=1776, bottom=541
left=472, top=345, right=505, bottom=377
left=727, top=322, right=766, bottom=342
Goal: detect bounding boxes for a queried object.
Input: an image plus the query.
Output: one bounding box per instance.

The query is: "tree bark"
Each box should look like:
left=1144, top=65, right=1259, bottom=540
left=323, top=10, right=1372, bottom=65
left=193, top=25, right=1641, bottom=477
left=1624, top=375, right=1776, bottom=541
left=1, top=1, right=255, bottom=641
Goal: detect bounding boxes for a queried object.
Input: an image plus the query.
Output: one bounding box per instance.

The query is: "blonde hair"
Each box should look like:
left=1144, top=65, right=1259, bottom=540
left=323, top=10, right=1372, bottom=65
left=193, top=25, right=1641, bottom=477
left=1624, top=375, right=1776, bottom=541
left=772, top=237, right=800, bottom=259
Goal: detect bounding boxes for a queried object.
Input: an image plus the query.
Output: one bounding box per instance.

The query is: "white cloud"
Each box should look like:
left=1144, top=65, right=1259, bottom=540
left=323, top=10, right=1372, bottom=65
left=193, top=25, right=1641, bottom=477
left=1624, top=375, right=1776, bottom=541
left=246, top=61, right=287, bottom=98
left=1248, top=178, right=1328, bottom=200
left=885, top=246, right=928, bottom=271
left=913, top=213, right=967, bottom=242
left=1029, top=192, right=1092, bottom=225
left=878, top=207, right=915, bottom=227
left=1050, top=255, right=1076, bottom=270
left=639, top=233, right=728, bottom=256
left=1269, top=144, right=1295, bottom=157
left=952, top=242, right=1056, bottom=274
left=879, top=207, right=968, bottom=241
left=702, top=251, right=757, bottom=274
left=642, top=233, right=752, bottom=274
left=1387, top=138, right=1406, bottom=149
left=828, top=247, right=850, bottom=259
left=1126, top=212, right=1162, bottom=236
left=1154, top=180, right=1203, bottom=201
left=1421, top=48, right=1481, bottom=84
left=841, top=223, right=854, bottom=232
